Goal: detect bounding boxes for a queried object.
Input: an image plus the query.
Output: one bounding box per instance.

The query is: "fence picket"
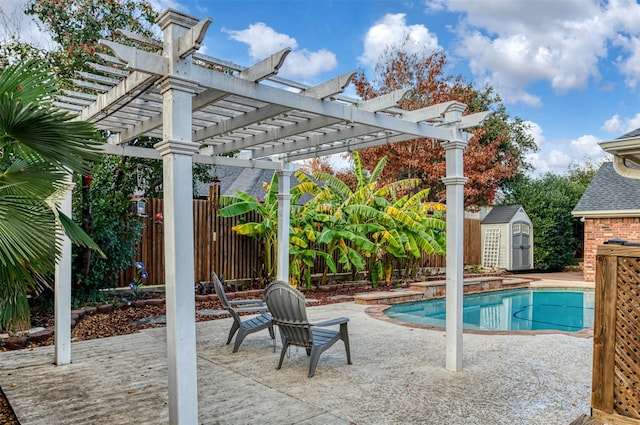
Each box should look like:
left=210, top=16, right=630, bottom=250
left=119, top=199, right=481, bottom=286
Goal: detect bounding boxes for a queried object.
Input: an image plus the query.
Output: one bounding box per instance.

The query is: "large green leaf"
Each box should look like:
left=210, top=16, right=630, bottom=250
left=219, top=201, right=259, bottom=217
left=314, top=172, right=352, bottom=199
left=344, top=204, right=393, bottom=226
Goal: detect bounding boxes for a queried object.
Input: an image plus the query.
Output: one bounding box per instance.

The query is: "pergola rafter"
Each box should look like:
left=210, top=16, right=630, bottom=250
left=53, top=9, right=490, bottom=425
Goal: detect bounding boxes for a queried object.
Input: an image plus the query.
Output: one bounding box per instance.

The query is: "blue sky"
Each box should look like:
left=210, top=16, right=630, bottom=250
left=7, top=0, right=640, bottom=176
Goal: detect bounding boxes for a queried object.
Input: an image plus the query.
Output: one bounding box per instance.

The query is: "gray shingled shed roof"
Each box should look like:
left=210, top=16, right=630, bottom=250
left=572, top=161, right=640, bottom=216
left=481, top=205, right=525, bottom=224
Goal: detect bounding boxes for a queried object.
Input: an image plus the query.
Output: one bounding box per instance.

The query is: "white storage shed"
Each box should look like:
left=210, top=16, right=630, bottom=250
left=481, top=205, right=534, bottom=271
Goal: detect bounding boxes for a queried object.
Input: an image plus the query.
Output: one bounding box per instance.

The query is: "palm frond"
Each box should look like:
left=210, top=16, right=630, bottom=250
left=56, top=212, right=105, bottom=258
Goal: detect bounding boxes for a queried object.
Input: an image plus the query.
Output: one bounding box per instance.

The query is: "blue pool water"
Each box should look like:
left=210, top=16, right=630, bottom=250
left=384, top=288, right=595, bottom=332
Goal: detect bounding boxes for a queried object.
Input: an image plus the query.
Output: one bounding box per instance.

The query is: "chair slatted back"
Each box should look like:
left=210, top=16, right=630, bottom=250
left=264, top=282, right=313, bottom=348
left=212, top=272, right=242, bottom=323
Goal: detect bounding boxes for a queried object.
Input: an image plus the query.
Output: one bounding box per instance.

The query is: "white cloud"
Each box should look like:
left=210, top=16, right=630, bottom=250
left=569, top=135, right=605, bottom=158
left=223, top=22, right=336, bottom=80
left=527, top=134, right=608, bottom=176
left=602, top=115, right=623, bottom=133
left=148, top=0, right=183, bottom=13
left=523, top=122, right=608, bottom=175
left=424, top=0, right=447, bottom=13
left=359, top=13, right=439, bottom=67
left=523, top=121, right=545, bottom=150
left=284, top=49, right=337, bottom=80
left=613, top=35, right=640, bottom=88
left=437, top=0, right=640, bottom=105
left=224, top=23, right=297, bottom=59
left=602, top=113, right=640, bottom=134
left=527, top=149, right=573, bottom=176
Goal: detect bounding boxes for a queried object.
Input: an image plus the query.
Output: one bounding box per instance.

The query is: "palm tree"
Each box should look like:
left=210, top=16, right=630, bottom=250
left=0, top=60, right=103, bottom=331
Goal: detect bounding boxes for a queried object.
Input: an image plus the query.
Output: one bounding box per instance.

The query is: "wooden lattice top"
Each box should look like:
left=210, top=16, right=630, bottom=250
left=614, top=256, right=640, bottom=419
left=592, top=244, right=640, bottom=424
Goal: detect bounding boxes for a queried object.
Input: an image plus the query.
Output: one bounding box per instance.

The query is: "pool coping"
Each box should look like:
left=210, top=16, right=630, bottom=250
left=364, top=282, right=595, bottom=338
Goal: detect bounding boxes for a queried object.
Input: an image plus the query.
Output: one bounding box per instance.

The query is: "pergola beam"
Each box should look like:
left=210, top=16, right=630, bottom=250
left=238, top=48, right=290, bottom=82
left=115, top=28, right=163, bottom=50
left=213, top=115, right=343, bottom=154
left=282, top=132, right=412, bottom=161
left=460, top=111, right=492, bottom=129
left=56, top=95, right=93, bottom=107
left=115, top=49, right=294, bottom=145
left=99, top=40, right=169, bottom=75
left=76, top=70, right=120, bottom=86
left=281, top=113, right=477, bottom=161
left=100, top=142, right=286, bottom=169
left=77, top=71, right=160, bottom=123
left=357, top=88, right=411, bottom=113
left=70, top=79, right=110, bottom=93
left=401, top=100, right=458, bottom=122
left=177, top=18, right=211, bottom=58
left=194, top=71, right=357, bottom=146
left=255, top=89, right=416, bottom=158
left=87, top=62, right=130, bottom=78
left=303, top=71, right=356, bottom=99
left=191, top=66, right=452, bottom=141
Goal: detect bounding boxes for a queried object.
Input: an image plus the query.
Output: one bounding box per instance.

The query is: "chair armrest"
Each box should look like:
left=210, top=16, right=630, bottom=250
left=311, top=317, right=349, bottom=327
left=228, top=299, right=265, bottom=307
left=232, top=305, right=268, bottom=314
left=228, top=299, right=267, bottom=313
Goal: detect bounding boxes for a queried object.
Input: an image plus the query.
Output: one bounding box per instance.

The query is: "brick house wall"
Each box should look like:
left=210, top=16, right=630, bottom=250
left=583, top=217, right=640, bottom=281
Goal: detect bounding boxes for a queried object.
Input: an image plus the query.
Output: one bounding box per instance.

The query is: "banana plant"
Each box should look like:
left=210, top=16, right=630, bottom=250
left=374, top=187, right=446, bottom=280
left=312, top=153, right=390, bottom=284
left=314, top=151, right=446, bottom=285
left=218, top=173, right=280, bottom=283
left=219, top=170, right=329, bottom=286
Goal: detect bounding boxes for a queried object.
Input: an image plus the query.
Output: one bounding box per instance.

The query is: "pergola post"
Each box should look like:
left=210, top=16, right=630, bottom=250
left=441, top=103, right=468, bottom=372
left=155, top=10, right=201, bottom=425
left=54, top=176, right=74, bottom=365
left=276, top=164, right=293, bottom=282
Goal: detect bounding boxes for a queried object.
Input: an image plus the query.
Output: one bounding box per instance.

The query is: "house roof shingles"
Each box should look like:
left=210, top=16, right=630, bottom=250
left=196, top=166, right=279, bottom=199
left=573, top=161, right=640, bottom=214
left=196, top=164, right=313, bottom=204
left=617, top=128, right=640, bottom=139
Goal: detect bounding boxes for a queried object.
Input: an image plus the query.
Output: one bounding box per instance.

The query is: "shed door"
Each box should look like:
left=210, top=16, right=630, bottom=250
left=511, top=221, right=531, bottom=270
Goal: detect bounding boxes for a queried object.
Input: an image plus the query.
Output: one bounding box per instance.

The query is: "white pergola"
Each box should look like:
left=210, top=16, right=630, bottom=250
left=53, top=9, right=489, bottom=424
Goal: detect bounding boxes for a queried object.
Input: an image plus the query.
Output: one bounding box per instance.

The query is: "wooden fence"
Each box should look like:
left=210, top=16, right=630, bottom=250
left=121, top=199, right=481, bottom=286
left=591, top=243, right=640, bottom=424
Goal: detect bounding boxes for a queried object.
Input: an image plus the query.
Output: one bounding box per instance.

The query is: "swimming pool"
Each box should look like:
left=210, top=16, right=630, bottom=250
left=383, top=288, right=595, bottom=332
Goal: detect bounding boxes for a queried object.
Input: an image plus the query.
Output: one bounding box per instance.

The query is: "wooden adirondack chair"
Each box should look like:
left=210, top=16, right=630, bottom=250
left=212, top=272, right=275, bottom=353
left=264, top=281, right=352, bottom=377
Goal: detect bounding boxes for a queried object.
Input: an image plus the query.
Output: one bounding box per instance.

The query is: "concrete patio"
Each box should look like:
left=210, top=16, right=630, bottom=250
left=0, top=290, right=593, bottom=425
